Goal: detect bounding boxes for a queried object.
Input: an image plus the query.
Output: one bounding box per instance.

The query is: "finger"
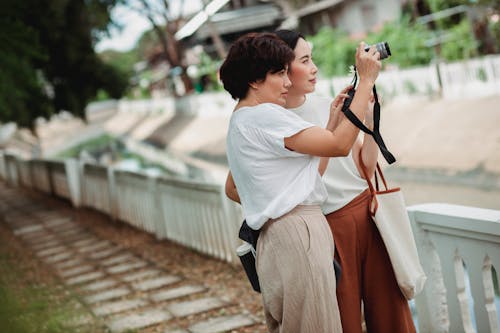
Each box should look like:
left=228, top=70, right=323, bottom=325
left=341, top=85, right=353, bottom=93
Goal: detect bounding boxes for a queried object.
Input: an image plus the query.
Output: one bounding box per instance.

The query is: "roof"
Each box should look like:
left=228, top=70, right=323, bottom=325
left=195, top=4, right=283, bottom=39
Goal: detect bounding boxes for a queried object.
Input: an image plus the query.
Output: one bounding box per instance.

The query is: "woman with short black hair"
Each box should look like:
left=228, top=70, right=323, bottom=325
left=221, top=32, right=381, bottom=333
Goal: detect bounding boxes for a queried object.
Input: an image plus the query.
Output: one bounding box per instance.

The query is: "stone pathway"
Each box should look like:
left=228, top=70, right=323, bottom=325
left=0, top=184, right=258, bottom=332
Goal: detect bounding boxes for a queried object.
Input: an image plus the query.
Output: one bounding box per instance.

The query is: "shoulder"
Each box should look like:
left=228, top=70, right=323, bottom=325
left=306, top=94, right=332, bottom=109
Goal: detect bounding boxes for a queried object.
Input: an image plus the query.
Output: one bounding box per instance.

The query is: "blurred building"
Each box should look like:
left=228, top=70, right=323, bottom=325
left=142, top=0, right=407, bottom=96
left=185, top=0, right=406, bottom=57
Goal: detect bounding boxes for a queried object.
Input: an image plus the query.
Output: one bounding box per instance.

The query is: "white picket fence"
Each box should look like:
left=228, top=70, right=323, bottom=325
left=1, top=151, right=499, bottom=332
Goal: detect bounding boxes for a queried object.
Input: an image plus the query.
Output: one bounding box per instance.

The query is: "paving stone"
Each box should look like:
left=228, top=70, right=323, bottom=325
left=66, top=271, right=105, bottom=285
left=56, top=228, right=85, bottom=238
left=58, top=265, right=94, bottom=278
left=36, top=245, right=68, bottom=258
left=81, top=279, right=117, bottom=292
left=167, top=297, right=228, bottom=317
left=132, top=275, right=181, bottom=292
left=51, top=221, right=79, bottom=231
left=23, top=234, right=56, bottom=245
left=41, top=217, right=72, bottom=227
left=72, top=237, right=100, bottom=248
left=151, top=284, right=206, bottom=302
left=84, top=287, right=130, bottom=304
left=89, top=247, right=119, bottom=260
left=107, top=261, right=147, bottom=274
left=54, top=258, right=83, bottom=269
left=43, top=252, right=72, bottom=264
left=107, top=309, right=172, bottom=333
left=30, top=240, right=61, bottom=251
left=77, top=241, right=111, bottom=254
left=188, top=314, right=256, bottom=333
left=13, top=224, right=44, bottom=235
left=20, top=230, right=50, bottom=241
left=92, top=299, right=147, bottom=316
left=101, top=254, right=134, bottom=266
left=121, top=269, right=160, bottom=282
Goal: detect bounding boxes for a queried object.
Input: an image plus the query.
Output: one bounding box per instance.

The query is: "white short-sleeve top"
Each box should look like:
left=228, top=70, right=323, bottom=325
left=226, top=103, right=327, bottom=230
left=289, top=95, right=368, bottom=214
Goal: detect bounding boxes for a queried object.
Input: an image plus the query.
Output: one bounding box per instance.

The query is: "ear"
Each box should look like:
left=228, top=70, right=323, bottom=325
left=249, top=81, right=259, bottom=90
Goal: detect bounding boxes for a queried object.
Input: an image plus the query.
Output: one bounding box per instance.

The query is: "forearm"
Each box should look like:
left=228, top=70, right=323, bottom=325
left=360, top=134, right=378, bottom=179
left=329, top=79, right=374, bottom=154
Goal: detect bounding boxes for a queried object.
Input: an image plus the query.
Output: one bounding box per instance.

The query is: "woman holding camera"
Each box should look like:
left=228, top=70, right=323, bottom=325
left=274, top=29, right=416, bottom=333
left=221, top=32, right=380, bottom=332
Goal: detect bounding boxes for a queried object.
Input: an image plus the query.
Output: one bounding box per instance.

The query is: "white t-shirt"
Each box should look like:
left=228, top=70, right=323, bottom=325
left=226, top=103, right=327, bottom=230
left=289, top=95, right=368, bottom=214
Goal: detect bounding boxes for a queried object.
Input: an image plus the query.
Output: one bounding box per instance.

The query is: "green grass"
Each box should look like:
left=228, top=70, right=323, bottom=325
left=0, top=233, right=103, bottom=332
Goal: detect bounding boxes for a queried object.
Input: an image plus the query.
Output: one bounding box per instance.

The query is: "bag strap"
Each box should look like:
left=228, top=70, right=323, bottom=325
left=358, top=151, right=390, bottom=216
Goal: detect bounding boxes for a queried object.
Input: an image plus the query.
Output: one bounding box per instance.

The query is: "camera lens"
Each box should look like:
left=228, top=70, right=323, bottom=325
left=364, top=42, right=391, bottom=60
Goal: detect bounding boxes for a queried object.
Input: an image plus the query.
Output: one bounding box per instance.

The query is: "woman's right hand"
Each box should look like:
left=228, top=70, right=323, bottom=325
left=355, top=42, right=381, bottom=84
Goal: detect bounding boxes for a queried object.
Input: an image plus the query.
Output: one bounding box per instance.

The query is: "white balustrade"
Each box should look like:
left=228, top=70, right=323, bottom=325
left=4, top=154, right=19, bottom=186
left=31, top=160, right=51, bottom=193
left=439, top=55, right=500, bottom=100
left=81, top=164, right=112, bottom=215
left=156, top=176, right=242, bottom=263
left=113, top=170, right=158, bottom=234
left=0, top=152, right=5, bottom=181
left=17, top=159, right=32, bottom=188
left=47, top=161, right=70, bottom=200
left=409, top=203, right=500, bottom=333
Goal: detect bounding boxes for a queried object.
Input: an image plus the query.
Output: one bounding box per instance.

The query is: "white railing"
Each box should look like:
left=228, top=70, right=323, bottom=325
left=113, top=170, right=159, bottom=234
left=31, top=160, right=52, bottom=193
left=409, top=204, right=500, bottom=333
left=1, top=153, right=499, bottom=331
left=81, top=164, right=113, bottom=216
left=317, top=55, right=500, bottom=101
left=47, top=160, right=71, bottom=200
left=17, top=159, right=32, bottom=188
left=156, top=176, right=241, bottom=263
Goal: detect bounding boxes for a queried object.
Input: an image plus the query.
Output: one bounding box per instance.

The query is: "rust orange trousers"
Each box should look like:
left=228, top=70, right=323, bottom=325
left=326, top=189, right=416, bottom=333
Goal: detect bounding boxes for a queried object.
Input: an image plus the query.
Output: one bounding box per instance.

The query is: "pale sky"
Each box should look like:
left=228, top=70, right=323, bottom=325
left=95, top=0, right=204, bottom=53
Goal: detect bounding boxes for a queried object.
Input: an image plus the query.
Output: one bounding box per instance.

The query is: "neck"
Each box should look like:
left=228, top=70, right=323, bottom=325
left=285, top=93, right=306, bottom=109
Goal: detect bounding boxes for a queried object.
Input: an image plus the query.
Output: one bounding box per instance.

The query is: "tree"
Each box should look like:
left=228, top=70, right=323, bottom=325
left=424, top=0, right=498, bottom=54
left=124, top=0, right=195, bottom=95
left=0, top=0, right=128, bottom=130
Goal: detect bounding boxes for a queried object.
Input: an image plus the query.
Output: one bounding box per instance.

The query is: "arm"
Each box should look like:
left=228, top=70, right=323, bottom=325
left=225, top=171, right=240, bottom=203
left=318, top=86, right=351, bottom=175
left=352, top=96, right=378, bottom=179
left=285, top=43, right=381, bottom=157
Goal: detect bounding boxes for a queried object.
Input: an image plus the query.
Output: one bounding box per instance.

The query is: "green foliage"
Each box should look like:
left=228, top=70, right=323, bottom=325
left=308, top=27, right=358, bottom=76
left=0, top=0, right=128, bottom=129
left=309, top=16, right=434, bottom=76
left=439, top=19, right=478, bottom=60
left=369, top=16, right=434, bottom=67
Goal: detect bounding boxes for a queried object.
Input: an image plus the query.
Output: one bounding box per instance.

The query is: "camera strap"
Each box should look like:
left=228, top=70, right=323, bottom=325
left=341, top=69, right=396, bottom=164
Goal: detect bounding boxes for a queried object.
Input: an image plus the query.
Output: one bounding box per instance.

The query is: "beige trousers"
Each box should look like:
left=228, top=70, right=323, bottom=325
left=256, top=205, right=343, bottom=333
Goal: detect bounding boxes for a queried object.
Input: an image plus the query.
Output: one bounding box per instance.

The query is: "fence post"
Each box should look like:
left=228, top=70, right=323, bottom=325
left=64, top=158, right=81, bottom=207
left=107, top=166, right=118, bottom=222
left=408, top=207, right=450, bottom=333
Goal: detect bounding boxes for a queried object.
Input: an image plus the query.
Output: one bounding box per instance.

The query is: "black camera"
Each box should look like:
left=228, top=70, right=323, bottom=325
left=365, top=42, right=391, bottom=60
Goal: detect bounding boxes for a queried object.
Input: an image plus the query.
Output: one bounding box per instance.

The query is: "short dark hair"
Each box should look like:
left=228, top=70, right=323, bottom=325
left=219, top=32, right=295, bottom=100
left=274, top=29, right=305, bottom=50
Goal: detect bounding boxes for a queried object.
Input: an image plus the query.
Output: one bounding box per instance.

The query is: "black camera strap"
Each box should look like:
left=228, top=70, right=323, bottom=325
left=341, top=69, right=396, bottom=164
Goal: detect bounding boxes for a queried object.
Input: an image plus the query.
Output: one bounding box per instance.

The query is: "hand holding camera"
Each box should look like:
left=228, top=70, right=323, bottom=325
left=355, top=42, right=383, bottom=84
